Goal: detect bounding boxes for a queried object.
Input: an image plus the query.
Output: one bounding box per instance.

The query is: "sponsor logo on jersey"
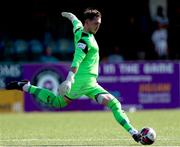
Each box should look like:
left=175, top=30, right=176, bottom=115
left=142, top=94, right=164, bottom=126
left=77, top=42, right=86, bottom=50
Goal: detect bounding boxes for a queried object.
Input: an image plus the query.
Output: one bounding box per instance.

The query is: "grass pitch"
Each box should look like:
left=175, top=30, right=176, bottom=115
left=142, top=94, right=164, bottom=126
left=0, top=109, right=180, bottom=146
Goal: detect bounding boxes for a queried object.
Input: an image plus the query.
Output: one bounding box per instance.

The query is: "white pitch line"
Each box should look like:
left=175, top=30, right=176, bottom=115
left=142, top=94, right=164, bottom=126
left=0, top=139, right=180, bottom=147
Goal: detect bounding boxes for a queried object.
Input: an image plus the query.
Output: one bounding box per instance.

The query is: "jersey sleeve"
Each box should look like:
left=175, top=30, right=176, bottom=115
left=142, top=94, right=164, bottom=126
left=71, top=38, right=88, bottom=68
left=72, top=19, right=83, bottom=34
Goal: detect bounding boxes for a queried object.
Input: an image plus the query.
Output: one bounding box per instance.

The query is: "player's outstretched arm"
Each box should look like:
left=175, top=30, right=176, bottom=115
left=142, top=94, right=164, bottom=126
left=61, top=12, right=78, bottom=23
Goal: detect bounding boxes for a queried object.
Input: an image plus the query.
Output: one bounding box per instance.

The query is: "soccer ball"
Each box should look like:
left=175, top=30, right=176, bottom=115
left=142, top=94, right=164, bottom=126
left=139, top=127, right=156, bottom=145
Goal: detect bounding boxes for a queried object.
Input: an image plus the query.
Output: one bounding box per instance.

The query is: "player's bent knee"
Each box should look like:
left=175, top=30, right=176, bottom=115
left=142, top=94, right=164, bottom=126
left=96, top=93, right=114, bottom=105
left=97, top=94, right=123, bottom=111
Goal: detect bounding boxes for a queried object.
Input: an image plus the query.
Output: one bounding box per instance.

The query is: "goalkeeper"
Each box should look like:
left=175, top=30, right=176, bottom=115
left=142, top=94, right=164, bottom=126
left=6, top=8, right=141, bottom=143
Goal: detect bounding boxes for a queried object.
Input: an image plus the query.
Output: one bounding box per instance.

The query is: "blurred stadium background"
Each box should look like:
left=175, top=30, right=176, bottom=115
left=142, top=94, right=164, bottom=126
left=1, top=0, right=180, bottom=146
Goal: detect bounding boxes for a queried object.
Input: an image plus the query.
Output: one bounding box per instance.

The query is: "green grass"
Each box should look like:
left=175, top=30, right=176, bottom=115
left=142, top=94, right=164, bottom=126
left=0, top=109, right=180, bottom=146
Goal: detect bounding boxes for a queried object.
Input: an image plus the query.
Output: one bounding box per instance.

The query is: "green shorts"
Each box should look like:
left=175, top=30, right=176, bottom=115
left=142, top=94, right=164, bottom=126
left=66, top=74, right=109, bottom=100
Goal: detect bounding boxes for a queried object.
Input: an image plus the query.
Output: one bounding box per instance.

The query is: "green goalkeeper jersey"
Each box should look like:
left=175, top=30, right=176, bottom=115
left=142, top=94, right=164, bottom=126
left=71, top=18, right=99, bottom=77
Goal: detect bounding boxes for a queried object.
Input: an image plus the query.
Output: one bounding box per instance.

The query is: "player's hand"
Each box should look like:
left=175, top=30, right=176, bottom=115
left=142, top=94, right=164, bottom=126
left=58, top=71, right=75, bottom=96
left=61, top=12, right=77, bottom=22
left=58, top=80, right=72, bottom=96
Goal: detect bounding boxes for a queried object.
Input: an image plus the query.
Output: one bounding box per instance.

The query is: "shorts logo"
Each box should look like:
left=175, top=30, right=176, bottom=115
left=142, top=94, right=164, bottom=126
left=77, top=43, right=86, bottom=50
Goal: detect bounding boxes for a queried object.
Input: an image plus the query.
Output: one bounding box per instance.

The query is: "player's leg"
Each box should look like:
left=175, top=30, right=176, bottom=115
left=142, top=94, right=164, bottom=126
left=6, top=80, right=71, bottom=108
left=96, top=93, right=141, bottom=142
left=86, top=84, right=141, bottom=143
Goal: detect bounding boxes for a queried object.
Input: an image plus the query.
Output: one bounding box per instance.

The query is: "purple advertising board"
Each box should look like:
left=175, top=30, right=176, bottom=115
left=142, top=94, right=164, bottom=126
left=98, top=61, right=180, bottom=110
left=23, top=61, right=180, bottom=111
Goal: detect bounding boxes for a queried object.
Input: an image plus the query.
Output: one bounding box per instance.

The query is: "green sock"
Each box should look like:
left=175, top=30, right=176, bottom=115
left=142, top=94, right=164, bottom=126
left=27, top=85, right=67, bottom=108
left=107, top=98, right=135, bottom=132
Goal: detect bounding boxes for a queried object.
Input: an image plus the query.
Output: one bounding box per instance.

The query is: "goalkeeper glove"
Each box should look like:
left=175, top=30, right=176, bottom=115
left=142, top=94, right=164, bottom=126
left=61, top=12, right=78, bottom=23
left=58, top=71, right=75, bottom=96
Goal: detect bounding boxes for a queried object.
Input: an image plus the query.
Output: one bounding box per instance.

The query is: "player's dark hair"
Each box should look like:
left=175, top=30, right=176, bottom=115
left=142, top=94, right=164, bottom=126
left=83, top=8, right=101, bottom=21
